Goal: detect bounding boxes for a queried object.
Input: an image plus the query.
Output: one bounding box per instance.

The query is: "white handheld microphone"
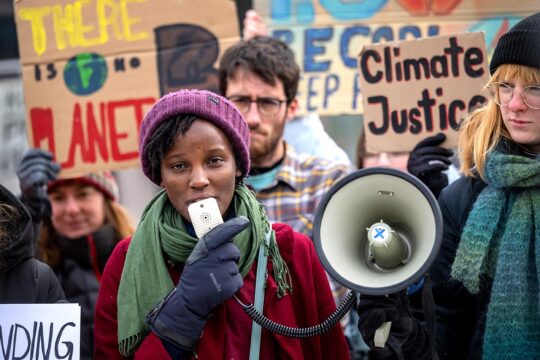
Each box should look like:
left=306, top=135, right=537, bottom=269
left=188, top=198, right=223, bottom=239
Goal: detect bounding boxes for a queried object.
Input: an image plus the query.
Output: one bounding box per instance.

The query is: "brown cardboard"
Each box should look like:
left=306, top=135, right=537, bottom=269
left=357, top=32, right=489, bottom=153
left=14, top=0, right=240, bottom=177
left=254, top=0, right=537, bottom=116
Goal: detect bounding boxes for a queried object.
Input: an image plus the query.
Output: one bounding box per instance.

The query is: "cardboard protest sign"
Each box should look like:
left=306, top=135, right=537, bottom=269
left=254, top=0, right=535, bottom=116
left=14, top=0, right=240, bottom=176
left=357, top=32, right=489, bottom=153
left=0, top=303, right=80, bottom=359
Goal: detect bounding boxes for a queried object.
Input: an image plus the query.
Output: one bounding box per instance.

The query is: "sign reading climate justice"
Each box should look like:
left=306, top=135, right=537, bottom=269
left=14, top=0, right=239, bottom=176
left=357, top=32, right=489, bottom=153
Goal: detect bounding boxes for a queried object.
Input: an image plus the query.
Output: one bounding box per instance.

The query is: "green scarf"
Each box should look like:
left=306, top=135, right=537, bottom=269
left=451, top=149, right=540, bottom=358
left=117, top=185, right=292, bottom=356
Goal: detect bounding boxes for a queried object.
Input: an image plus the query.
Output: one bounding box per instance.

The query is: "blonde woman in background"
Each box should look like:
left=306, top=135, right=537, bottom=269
left=16, top=149, right=135, bottom=359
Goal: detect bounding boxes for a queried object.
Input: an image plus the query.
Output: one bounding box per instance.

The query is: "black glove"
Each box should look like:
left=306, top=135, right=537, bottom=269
left=146, top=217, right=249, bottom=351
left=357, top=291, right=429, bottom=360
left=407, top=133, right=454, bottom=198
left=16, top=149, right=61, bottom=219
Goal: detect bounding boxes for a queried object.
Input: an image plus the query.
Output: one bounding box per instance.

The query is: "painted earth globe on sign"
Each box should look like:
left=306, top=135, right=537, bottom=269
left=64, top=53, right=108, bottom=96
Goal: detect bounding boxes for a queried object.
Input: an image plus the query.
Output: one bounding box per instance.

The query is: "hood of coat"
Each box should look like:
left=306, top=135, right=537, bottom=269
left=0, top=184, right=34, bottom=273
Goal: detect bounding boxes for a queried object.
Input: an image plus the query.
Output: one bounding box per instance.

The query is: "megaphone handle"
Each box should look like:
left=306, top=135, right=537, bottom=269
left=374, top=321, right=392, bottom=347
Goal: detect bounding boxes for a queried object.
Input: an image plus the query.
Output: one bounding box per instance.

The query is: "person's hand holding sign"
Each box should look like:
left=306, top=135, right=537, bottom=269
left=242, top=9, right=267, bottom=40
left=407, top=133, right=454, bottom=198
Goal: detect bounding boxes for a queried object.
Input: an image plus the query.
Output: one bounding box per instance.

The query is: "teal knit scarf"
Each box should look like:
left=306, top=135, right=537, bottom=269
left=451, top=149, right=540, bottom=359
left=116, top=185, right=292, bottom=356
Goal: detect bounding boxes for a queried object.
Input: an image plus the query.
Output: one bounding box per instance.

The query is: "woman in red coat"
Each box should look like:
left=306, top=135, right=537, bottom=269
left=94, top=89, right=350, bottom=360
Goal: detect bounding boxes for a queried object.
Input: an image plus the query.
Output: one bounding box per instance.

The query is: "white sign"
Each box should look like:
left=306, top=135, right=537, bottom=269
left=0, top=303, right=80, bottom=360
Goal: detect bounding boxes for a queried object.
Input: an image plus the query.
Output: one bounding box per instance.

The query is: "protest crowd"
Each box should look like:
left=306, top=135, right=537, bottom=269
left=0, top=2, right=539, bottom=359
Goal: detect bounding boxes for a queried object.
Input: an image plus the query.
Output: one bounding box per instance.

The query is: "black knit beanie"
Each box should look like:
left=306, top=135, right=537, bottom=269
left=490, top=12, right=540, bottom=74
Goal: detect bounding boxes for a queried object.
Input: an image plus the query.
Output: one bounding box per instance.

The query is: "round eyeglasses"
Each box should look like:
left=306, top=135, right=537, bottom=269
left=487, top=82, right=540, bottom=109
left=228, top=96, right=286, bottom=117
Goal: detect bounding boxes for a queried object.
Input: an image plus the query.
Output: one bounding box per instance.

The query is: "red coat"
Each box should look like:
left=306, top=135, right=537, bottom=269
left=94, top=222, right=350, bottom=359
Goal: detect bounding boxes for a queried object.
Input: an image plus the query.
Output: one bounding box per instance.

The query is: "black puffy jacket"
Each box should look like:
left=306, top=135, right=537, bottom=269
left=52, top=225, right=120, bottom=360
left=430, top=175, right=487, bottom=360
left=0, top=184, right=65, bottom=303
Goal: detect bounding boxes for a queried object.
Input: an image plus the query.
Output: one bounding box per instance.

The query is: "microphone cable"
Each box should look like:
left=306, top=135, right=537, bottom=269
left=233, top=291, right=357, bottom=338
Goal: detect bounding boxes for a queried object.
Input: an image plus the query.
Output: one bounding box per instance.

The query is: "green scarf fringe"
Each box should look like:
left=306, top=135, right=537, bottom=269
left=119, top=333, right=147, bottom=357
left=269, top=234, right=293, bottom=297
left=117, top=185, right=291, bottom=355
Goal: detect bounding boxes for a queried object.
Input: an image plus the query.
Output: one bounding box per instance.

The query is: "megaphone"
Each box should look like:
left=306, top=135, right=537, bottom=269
left=313, top=167, right=443, bottom=296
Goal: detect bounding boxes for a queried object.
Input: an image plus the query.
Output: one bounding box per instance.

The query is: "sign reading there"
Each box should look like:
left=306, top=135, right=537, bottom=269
left=14, top=0, right=240, bottom=176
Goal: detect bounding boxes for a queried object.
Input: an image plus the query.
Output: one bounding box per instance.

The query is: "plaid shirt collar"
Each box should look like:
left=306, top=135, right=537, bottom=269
left=273, top=143, right=303, bottom=192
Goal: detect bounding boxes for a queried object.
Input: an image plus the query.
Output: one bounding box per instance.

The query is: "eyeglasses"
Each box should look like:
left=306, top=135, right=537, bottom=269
left=228, top=96, right=286, bottom=117
left=487, top=82, right=540, bottom=109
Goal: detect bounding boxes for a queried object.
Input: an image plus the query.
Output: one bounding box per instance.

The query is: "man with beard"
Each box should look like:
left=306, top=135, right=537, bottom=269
left=218, top=35, right=350, bottom=243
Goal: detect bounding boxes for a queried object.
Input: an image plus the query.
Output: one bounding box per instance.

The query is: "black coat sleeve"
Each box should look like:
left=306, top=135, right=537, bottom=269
left=429, top=177, right=484, bottom=359
left=35, top=260, right=66, bottom=303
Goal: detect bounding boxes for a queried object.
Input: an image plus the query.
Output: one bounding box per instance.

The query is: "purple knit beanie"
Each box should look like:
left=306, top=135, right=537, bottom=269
left=139, top=89, right=250, bottom=185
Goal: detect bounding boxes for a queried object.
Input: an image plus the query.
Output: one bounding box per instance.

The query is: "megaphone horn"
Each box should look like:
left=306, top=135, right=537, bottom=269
left=313, top=167, right=443, bottom=296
